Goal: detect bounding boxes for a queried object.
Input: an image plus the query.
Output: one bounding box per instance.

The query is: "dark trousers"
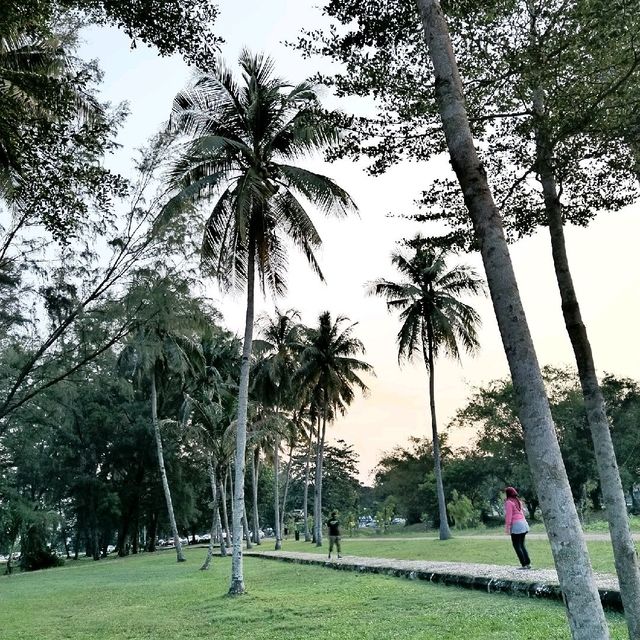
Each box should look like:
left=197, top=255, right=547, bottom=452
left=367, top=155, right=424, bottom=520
left=329, top=535, right=341, bottom=555
left=511, top=532, right=530, bottom=567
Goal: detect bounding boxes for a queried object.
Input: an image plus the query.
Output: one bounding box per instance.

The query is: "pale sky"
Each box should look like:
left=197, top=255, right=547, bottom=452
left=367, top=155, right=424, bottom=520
left=81, top=0, right=640, bottom=483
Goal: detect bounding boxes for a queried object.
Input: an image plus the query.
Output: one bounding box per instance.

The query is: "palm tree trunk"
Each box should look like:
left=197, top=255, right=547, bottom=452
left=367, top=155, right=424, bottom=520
left=219, top=476, right=230, bottom=550
left=303, top=430, right=313, bottom=542
left=200, top=455, right=218, bottom=571
left=535, top=115, right=640, bottom=639
left=423, top=328, right=452, bottom=540
left=251, top=447, right=261, bottom=545
left=280, top=441, right=295, bottom=536
left=229, top=235, right=256, bottom=595
left=243, top=502, right=253, bottom=550
left=150, top=370, right=185, bottom=563
left=273, top=435, right=282, bottom=550
left=315, top=409, right=327, bottom=547
left=414, top=2, right=608, bottom=637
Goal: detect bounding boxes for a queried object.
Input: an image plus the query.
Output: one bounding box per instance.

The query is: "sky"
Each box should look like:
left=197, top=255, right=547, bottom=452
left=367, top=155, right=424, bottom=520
left=80, top=0, right=640, bottom=483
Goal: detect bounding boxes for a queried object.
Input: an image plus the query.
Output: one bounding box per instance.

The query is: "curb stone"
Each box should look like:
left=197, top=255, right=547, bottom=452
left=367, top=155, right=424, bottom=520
left=247, top=551, right=622, bottom=612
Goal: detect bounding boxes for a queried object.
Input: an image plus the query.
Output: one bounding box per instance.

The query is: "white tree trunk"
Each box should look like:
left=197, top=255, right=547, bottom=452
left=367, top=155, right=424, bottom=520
left=280, top=441, right=295, bottom=536
left=200, top=456, right=218, bottom=570
left=303, top=431, right=313, bottom=542
left=273, top=436, right=282, bottom=550
left=314, top=411, right=327, bottom=547
left=229, top=237, right=256, bottom=595
left=150, top=370, right=185, bottom=563
left=414, top=2, right=609, bottom=637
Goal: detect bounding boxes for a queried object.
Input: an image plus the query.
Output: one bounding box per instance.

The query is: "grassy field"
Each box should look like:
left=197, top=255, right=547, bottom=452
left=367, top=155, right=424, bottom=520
left=0, top=546, right=627, bottom=639
left=270, top=536, right=624, bottom=574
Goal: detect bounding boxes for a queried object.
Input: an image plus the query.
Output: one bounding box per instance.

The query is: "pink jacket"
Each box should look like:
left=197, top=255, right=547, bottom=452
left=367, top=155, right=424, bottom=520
left=504, top=498, right=526, bottom=533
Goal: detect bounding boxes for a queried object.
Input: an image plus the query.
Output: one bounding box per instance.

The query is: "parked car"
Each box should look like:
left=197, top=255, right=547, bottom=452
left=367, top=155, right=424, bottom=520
left=199, top=533, right=211, bottom=543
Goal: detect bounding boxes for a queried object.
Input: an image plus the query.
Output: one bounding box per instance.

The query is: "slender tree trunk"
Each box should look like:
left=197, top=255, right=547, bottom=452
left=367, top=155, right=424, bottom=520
left=280, top=441, right=295, bottom=536
left=303, top=430, right=313, bottom=542
left=147, top=512, right=158, bottom=552
left=229, top=236, right=256, bottom=595
left=535, top=113, right=640, bottom=639
left=219, top=476, right=230, bottom=545
left=273, top=435, right=282, bottom=550
left=243, top=502, right=253, bottom=550
left=423, top=329, right=452, bottom=540
left=414, top=2, right=609, bottom=637
left=201, top=456, right=218, bottom=570
left=251, top=448, right=261, bottom=545
left=315, top=410, right=328, bottom=547
left=150, top=370, right=185, bottom=563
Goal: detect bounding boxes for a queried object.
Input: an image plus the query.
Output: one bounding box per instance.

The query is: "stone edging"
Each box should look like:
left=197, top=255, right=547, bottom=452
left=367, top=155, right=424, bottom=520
left=247, top=552, right=623, bottom=612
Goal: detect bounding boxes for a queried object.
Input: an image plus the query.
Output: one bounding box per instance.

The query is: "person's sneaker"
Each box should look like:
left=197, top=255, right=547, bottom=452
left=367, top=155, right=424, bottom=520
left=328, top=555, right=331, bottom=559
left=338, top=555, right=342, bottom=559
left=518, top=565, right=531, bottom=570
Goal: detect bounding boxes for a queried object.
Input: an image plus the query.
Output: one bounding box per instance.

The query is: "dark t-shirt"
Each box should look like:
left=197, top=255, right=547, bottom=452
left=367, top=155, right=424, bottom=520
left=327, top=518, right=340, bottom=537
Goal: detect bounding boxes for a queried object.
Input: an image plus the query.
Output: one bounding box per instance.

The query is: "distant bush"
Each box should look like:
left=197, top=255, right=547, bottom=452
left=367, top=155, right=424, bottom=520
left=447, top=490, right=481, bottom=530
left=19, top=524, right=64, bottom=572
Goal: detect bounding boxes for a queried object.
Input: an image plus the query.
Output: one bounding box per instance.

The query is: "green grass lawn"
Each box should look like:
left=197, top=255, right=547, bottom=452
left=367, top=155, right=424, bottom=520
left=0, top=546, right=627, bottom=639
left=272, top=536, right=623, bottom=574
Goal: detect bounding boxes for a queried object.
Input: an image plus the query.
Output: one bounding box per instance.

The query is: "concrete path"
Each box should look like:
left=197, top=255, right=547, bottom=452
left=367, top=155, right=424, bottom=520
left=248, top=550, right=623, bottom=611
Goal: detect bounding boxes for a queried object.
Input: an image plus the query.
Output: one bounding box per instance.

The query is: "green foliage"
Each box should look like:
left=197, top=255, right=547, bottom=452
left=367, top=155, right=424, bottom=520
left=165, top=50, right=356, bottom=297
left=368, top=236, right=484, bottom=366
left=447, top=490, right=480, bottom=530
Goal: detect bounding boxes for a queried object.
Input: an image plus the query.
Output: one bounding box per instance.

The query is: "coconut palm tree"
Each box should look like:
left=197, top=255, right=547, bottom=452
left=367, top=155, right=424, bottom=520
left=251, top=309, right=304, bottom=550
left=118, top=274, right=207, bottom=563
left=296, top=311, right=373, bottom=546
left=165, top=50, right=356, bottom=594
left=369, top=236, right=483, bottom=540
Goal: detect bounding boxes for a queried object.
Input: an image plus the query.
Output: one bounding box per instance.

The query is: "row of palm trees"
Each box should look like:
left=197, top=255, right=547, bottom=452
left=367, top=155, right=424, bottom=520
left=159, top=47, right=492, bottom=591
left=117, top=271, right=371, bottom=568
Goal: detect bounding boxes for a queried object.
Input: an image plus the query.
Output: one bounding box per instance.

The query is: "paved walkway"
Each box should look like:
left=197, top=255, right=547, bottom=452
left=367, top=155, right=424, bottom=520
left=248, top=550, right=623, bottom=611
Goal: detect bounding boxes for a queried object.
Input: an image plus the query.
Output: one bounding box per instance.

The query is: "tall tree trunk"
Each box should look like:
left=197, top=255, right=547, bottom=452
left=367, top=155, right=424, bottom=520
left=315, top=409, right=328, bottom=547
left=150, top=370, right=185, bottom=563
left=423, top=327, right=451, bottom=540
left=273, top=435, right=282, bottom=550
left=303, top=430, right=313, bottom=542
left=243, top=502, right=253, bottom=550
left=229, top=236, right=256, bottom=595
left=201, top=456, right=218, bottom=570
left=414, top=2, right=609, bottom=637
left=535, top=112, right=640, bottom=639
left=147, top=512, right=158, bottom=552
left=219, top=475, right=230, bottom=545
left=251, top=448, right=261, bottom=545
left=280, top=441, right=295, bottom=536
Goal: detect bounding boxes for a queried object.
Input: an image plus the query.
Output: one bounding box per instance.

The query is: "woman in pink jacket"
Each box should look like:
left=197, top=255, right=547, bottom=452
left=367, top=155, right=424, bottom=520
left=504, top=486, right=531, bottom=569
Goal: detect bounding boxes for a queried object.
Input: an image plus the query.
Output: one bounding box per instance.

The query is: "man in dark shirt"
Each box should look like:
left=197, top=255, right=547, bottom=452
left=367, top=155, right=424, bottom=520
left=326, top=511, right=342, bottom=559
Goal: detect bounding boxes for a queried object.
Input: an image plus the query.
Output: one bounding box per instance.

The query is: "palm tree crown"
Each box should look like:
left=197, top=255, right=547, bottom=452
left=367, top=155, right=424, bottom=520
left=369, top=236, right=484, bottom=367
left=297, top=311, right=373, bottom=417
left=165, top=49, right=356, bottom=294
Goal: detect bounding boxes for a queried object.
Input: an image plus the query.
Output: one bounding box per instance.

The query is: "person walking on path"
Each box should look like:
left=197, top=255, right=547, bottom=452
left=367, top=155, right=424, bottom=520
left=504, top=487, right=531, bottom=569
left=327, top=512, right=342, bottom=559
